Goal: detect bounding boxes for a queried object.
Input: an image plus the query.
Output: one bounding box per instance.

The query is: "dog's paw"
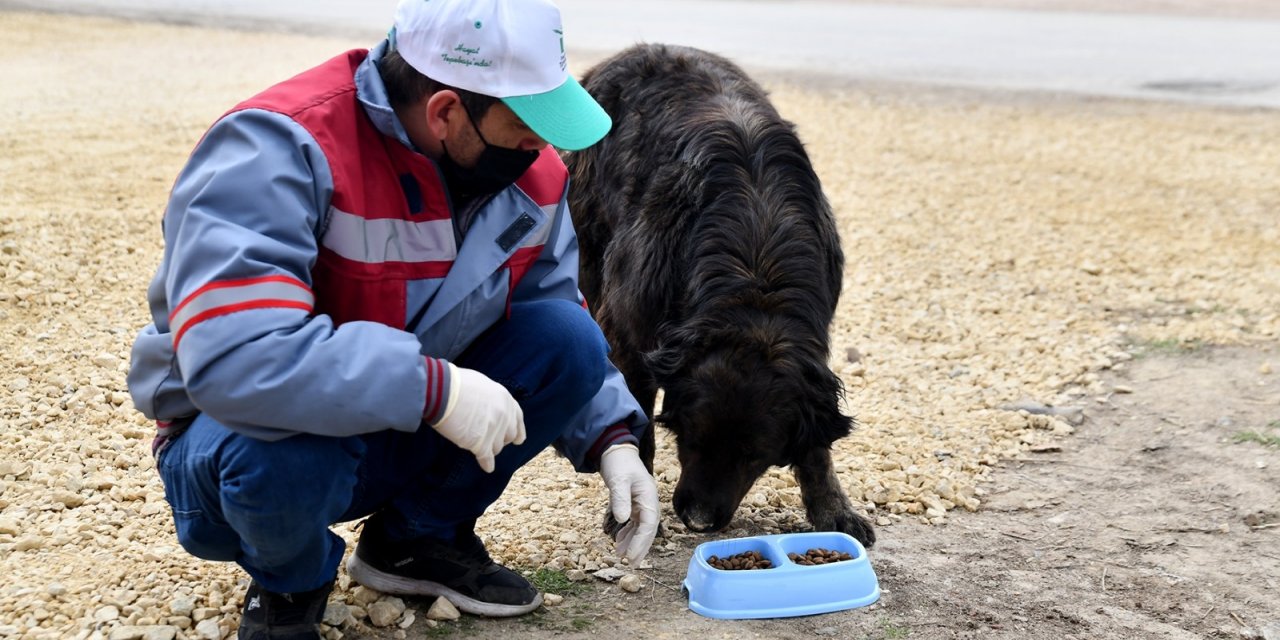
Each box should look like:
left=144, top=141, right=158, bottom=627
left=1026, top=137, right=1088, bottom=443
left=603, top=507, right=668, bottom=542
left=811, top=507, right=876, bottom=548
left=602, top=508, right=625, bottom=540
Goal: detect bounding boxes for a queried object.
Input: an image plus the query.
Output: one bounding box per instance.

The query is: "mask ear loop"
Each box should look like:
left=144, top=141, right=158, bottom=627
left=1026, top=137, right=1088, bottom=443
left=457, top=102, right=493, bottom=148
left=435, top=95, right=485, bottom=167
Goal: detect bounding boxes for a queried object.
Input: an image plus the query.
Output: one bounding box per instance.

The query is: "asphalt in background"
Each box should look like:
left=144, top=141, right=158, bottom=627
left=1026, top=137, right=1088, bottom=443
left=5, top=0, right=1279, bottom=108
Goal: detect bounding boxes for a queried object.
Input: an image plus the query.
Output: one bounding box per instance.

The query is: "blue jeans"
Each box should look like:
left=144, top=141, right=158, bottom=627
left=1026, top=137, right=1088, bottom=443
left=157, top=299, right=609, bottom=593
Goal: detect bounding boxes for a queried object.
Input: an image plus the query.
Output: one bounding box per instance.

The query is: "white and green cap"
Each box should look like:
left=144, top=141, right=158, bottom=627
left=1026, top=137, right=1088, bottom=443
left=392, top=0, right=611, bottom=151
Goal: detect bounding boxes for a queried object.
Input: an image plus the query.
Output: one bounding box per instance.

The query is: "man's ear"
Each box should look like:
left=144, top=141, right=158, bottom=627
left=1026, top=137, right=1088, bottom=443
left=424, top=90, right=461, bottom=140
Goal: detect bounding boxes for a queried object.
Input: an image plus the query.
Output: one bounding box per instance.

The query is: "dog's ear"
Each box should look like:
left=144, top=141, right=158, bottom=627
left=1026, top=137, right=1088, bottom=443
left=793, top=361, right=854, bottom=452
left=643, top=321, right=700, bottom=384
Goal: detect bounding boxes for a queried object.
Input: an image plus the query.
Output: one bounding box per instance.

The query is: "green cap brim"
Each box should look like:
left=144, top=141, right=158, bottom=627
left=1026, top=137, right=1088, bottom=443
left=502, top=76, right=611, bottom=152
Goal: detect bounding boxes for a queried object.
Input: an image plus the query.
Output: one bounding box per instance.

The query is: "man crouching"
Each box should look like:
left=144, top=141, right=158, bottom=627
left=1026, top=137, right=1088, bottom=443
left=126, top=0, right=658, bottom=637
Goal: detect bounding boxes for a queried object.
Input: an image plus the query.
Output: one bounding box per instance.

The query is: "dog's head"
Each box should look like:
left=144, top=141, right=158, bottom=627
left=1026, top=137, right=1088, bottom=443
left=647, top=321, right=852, bottom=532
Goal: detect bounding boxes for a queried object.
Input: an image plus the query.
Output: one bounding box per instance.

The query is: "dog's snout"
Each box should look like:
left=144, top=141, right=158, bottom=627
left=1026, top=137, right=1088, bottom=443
left=673, top=485, right=734, bottom=533
left=678, top=504, right=721, bottom=533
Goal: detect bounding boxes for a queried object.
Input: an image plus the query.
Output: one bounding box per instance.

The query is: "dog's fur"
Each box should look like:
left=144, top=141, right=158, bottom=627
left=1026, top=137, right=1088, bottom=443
left=565, top=44, right=874, bottom=546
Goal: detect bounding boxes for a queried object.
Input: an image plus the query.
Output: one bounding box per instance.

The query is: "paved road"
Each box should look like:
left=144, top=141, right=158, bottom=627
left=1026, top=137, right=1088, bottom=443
left=4, top=0, right=1279, bottom=108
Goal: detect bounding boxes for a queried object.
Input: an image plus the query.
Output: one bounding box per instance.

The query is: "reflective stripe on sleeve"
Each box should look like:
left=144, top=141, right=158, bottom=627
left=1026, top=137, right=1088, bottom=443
left=170, top=275, right=314, bottom=349
left=322, top=206, right=457, bottom=264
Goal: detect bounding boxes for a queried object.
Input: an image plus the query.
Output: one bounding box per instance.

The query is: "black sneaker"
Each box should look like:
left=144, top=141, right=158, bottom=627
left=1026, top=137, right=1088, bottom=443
left=345, top=513, right=542, bottom=617
left=237, top=579, right=332, bottom=640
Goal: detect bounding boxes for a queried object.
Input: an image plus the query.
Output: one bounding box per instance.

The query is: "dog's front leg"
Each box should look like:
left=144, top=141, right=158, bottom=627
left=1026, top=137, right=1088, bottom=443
left=794, top=447, right=876, bottom=547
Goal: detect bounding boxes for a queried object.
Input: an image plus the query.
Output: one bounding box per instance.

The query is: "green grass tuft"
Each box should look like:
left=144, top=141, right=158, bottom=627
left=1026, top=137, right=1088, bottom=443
left=1233, top=431, right=1280, bottom=447
left=525, top=568, right=590, bottom=597
left=881, top=619, right=911, bottom=639
left=1134, top=338, right=1203, bottom=357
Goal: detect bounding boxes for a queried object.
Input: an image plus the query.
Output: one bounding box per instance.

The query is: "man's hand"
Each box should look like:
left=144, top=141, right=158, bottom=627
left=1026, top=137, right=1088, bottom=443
left=430, top=364, right=525, bottom=473
left=599, top=443, right=659, bottom=564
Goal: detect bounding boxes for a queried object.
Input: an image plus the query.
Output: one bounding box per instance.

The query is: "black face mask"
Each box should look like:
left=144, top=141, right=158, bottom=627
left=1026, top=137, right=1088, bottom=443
left=438, top=107, right=540, bottom=204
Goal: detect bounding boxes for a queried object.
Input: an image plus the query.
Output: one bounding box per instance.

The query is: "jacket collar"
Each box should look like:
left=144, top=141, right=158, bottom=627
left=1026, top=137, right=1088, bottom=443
left=355, top=40, right=417, bottom=149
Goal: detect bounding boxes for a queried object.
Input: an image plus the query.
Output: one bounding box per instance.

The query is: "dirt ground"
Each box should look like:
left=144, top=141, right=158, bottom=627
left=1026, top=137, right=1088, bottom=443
left=1, top=7, right=1278, bottom=640
left=452, top=346, right=1280, bottom=640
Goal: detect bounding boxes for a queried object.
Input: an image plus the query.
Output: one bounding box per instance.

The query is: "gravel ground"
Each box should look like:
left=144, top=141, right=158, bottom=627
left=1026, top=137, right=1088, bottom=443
left=0, top=11, right=1277, bottom=640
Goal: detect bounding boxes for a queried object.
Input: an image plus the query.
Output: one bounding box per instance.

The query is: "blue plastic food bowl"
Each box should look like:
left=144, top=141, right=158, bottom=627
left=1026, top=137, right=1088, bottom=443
left=682, top=531, right=880, bottom=619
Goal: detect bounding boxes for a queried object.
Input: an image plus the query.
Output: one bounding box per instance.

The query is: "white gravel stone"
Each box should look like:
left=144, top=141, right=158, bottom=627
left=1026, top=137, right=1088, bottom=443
left=322, top=601, right=350, bottom=627
left=108, top=627, right=148, bottom=640
left=94, top=605, right=120, bottom=622
left=367, top=598, right=405, bottom=627
left=142, top=627, right=177, bottom=640
left=397, top=611, right=415, bottom=629
left=13, top=537, right=42, bottom=551
left=168, top=597, right=195, bottom=617
left=92, top=353, right=120, bottom=369
left=191, top=607, right=219, bottom=622
left=193, top=618, right=222, bottom=639
left=425, top=597, right=460, bottom=621
left=350, top=586, right=380, bottom=606
left=53, top=491, right=85, bottom=508
left=383, top=596, right=407, bottom=615
left=592, top=567, right=626, bottom=582
left=542, top=593, right=564, bottom=606
left=0, top=461, right=28, bottom=477
left=618, top=574, right=644, bottom=593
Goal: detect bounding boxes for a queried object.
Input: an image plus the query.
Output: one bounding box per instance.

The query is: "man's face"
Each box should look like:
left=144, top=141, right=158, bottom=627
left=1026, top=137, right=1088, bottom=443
left=445, top=101, right=548, bottom=168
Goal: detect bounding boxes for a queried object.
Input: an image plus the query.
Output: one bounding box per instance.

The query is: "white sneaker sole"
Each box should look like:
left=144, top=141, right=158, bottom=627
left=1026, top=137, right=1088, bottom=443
left=345, top=554, right=543, bottom=618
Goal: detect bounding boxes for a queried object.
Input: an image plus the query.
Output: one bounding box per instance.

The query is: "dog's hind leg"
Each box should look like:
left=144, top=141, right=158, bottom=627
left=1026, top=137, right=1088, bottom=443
left=794, top=446, right=876, bottom=547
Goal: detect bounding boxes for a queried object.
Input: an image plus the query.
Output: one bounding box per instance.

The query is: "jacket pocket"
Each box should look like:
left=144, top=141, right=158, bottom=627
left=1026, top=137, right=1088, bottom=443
left=311, top=251, right=407, bottom=328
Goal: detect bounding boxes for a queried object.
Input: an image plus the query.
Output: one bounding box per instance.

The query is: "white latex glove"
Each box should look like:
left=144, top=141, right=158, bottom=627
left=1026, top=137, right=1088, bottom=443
left=430, top=363, right=525, bottom=473
left=599, top=443, right=659, bottom=564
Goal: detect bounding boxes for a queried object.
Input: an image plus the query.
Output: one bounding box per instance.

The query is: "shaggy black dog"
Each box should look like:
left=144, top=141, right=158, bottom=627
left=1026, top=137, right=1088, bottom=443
left=565, top=44, right=874, bottom=547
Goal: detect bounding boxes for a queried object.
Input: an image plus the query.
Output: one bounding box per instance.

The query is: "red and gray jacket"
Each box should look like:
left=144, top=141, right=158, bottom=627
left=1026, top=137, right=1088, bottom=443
left=127, top=42, right=643, bottom=471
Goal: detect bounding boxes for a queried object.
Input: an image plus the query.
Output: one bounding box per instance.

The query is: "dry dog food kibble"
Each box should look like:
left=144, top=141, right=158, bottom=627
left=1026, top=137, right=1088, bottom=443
left=707, top=550, right=773, bottom=570
left=788, top=548, right=854, bottom=566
